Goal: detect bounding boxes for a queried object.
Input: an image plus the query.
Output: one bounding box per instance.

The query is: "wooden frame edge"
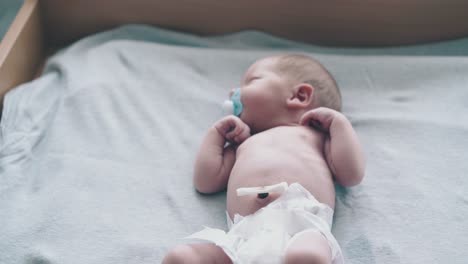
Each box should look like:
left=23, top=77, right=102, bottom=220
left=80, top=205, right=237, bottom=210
left=0, top=0, right=44, bottom=106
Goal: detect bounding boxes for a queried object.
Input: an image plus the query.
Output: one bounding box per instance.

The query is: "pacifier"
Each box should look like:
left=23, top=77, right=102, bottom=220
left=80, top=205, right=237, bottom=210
left=236, top=182, right=288, bottom=199
left=222, top=88, right=243, bottom=117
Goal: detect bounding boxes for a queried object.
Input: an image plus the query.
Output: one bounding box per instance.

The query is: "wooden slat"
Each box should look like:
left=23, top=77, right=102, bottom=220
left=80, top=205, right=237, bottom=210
left=0, top=0, right=44, bottom=106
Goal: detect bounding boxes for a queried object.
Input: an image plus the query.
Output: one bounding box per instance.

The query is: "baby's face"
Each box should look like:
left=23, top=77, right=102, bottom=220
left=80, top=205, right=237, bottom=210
left=234, top=57, right=291, bottom=133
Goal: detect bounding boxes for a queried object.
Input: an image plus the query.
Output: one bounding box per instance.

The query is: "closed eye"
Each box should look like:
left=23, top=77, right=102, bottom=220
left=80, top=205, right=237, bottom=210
left=248, top=76, right=260, bottom=83
left=242, top=76, right=261, bottom=85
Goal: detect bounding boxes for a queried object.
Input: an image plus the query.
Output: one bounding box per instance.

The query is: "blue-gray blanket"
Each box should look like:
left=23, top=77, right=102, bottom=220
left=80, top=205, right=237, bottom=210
left=1, top=25, right=467, bottom=264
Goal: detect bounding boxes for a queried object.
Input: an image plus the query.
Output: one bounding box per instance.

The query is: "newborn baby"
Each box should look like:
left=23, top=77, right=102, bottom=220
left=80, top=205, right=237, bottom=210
left=163, top=54, right=365, bottom=264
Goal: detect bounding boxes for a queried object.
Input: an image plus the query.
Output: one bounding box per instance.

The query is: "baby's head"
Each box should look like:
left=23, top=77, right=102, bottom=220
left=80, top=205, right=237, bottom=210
left=233, top=54, right=341, bottom=133
left=272, top=54, right=341, bottom=111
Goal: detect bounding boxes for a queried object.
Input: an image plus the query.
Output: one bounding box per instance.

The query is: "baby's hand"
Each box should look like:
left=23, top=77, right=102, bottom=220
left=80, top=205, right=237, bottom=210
left=214, top=115, right=251, bottom=144
left=299, top=107, right=345, bottom=133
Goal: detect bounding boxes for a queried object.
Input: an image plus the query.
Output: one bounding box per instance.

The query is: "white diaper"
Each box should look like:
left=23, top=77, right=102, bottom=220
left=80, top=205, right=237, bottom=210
left=186, top=183, right=344, bottom=264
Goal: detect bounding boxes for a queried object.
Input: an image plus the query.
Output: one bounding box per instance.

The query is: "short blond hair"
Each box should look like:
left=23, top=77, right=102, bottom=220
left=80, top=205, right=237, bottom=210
left=273, top=54, right=342, bottom=111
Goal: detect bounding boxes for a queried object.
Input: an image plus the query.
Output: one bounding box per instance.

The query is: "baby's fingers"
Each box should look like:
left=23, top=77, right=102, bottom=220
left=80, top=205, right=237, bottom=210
left=300, top=107, right=337, bottom=131
left=215, top=116, right=239, bottom=136
left=227, top=125, right=250, bottom=144
left=215, top=121, right=232, bottom=136
left=300, top=110, right=323, bottom=129
left=225, top=125, right=241, bottom=139
left=234, top=126, right=251, bottom=143
left=214, top=115, right=250, bottom=143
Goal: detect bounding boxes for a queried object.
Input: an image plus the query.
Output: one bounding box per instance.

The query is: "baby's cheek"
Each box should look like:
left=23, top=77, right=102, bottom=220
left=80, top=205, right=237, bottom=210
left=244, top=92, right=268, bottom=108
left=242, top=90, right=274, bottom=118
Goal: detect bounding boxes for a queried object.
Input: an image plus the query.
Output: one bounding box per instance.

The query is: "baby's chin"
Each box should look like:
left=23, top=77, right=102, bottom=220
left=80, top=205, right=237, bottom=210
left=247, top=121, right=273, bottom=134
left=240, top=114, right=280, bottom=134
left=239, top=118, right=259, bottom=134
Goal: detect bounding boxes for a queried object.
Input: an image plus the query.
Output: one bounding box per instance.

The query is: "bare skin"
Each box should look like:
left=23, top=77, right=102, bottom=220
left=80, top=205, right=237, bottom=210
left=227, top=124, right=335, bottom=218
left=163, top=56, right=365, bottom=264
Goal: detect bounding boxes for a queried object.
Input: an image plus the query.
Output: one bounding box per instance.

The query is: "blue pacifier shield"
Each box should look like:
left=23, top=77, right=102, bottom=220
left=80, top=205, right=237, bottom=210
left=231, top=88, right=243, bottom=116
left=222, top=88, right=243, bottom=116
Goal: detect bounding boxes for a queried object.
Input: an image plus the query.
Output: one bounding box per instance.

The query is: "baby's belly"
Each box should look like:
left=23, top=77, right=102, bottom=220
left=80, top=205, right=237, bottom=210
left=226, top=155, right=336, bottom=219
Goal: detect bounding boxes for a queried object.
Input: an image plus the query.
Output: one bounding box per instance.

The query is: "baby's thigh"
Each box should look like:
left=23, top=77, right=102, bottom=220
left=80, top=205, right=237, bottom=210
left=162, top=243, right=232, bottom=264
left=284, top=230, right=332, bottom=264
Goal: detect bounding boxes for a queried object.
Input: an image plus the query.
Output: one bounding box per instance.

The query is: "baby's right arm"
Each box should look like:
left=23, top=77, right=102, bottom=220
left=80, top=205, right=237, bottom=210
left=194, top=115, right=250, bottom=194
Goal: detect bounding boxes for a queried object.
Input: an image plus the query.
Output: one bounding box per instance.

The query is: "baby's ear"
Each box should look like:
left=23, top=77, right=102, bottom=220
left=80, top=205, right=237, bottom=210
left=287, top=83, right=314, bottom=109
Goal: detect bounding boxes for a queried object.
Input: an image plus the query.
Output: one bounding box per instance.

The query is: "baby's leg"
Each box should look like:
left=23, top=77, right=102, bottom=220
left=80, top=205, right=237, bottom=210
left=162, top=243, right=232, bottom=264
left=284, top=230, right=332, bottom=264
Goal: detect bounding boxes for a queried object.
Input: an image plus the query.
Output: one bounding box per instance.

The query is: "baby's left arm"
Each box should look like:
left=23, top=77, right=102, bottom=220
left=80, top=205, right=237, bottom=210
left=300, top=107, right=365, bottom=187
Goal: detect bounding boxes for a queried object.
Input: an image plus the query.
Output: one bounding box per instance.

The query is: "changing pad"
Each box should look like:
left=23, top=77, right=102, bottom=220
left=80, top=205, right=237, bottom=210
left=1, top=25, right=467, bottom=264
